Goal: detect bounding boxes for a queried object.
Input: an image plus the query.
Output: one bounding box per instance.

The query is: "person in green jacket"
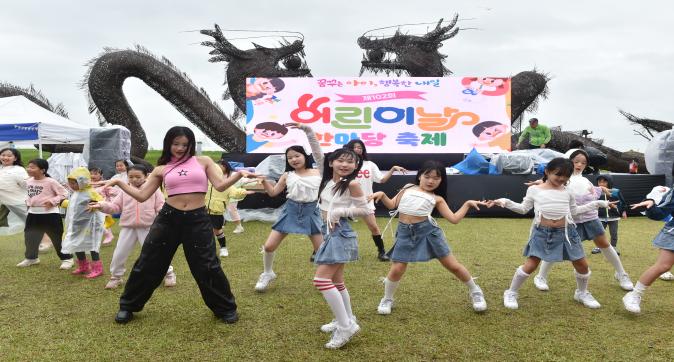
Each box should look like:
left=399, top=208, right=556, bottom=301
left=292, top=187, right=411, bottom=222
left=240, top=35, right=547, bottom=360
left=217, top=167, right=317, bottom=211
left=517, top=118, right=551, bottom=149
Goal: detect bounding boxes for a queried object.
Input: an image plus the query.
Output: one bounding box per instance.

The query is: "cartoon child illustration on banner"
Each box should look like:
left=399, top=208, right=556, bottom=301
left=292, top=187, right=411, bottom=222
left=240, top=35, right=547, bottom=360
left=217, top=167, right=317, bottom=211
left=246, top=78, right=286, bottom=124
left=246, top=122, right=299, bottom=152
left=470, top=121, right=511, bottom=151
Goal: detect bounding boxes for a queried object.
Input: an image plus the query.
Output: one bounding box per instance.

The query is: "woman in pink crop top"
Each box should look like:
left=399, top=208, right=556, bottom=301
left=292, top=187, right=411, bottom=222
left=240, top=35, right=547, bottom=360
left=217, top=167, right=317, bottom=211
left=105, top=126, right=255, bottom=325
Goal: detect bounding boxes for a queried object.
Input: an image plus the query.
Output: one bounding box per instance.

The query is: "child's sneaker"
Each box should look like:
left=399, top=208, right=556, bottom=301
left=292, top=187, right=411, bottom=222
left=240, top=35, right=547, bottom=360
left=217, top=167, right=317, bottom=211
left=219, top=247, right=229, bottom=257
left=71, top=259, right=90, bottom=275
left=16, top=258, right=40, bottom=267
left=324, top=321, right=360, bottom=349
left=102, top=229, right=114, bottom=245
left=469, top=287, right=487, bottom=312
left=320, top=316, right=357, bottom=333
left=574, top=289, right=601, bottom=309
left=254, top=272, right=276, bottom=292
left=377, top=298, right=394, bottom=315
left=615, top=272, right=634, bottom=291
left=533, top=275, right=550, bottom=291
left=38, top=243, right=52, bottom=253
left=85, top=260, right=104, bottom=279
left=105, top=278, right=124, bottom=289
left=659, top=271, right=674, bottom=281
left=591, top=247, right=601, bottom=254
left=233, top=224, right=244, bottom=234
left=59, top=258, right=74, bottom=270
left=164, top=270, right=177, bottom=287
left=622, top=291, right=642, bottom=314
left=503, top=290, right=519, bottom=310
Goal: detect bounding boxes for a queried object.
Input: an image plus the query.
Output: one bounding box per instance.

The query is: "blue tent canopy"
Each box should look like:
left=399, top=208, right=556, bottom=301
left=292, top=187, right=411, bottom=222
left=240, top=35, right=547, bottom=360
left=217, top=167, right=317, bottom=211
left=0, top=122, right=39, bottom=141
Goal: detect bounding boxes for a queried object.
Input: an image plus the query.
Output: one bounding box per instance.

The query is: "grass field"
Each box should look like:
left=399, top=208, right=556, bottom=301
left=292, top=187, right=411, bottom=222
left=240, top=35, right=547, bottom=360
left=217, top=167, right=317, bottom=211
left=1, top=216, right=673, bottom=361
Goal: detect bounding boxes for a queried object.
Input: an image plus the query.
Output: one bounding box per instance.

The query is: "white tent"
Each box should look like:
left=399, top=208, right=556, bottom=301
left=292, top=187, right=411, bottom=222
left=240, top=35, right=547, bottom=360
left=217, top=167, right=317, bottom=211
left=0, top=96, right=91, bottom=156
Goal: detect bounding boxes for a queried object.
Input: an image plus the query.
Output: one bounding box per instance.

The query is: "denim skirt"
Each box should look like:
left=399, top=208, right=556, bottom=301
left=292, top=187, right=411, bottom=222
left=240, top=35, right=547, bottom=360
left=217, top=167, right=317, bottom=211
left=523, top=225, right=585, bottom=262
left=314, top=218, right=358, bottom=265
left=575, top=219, right=605, bottom=241
left=653, top=226, right=674, bottom=251
left=388, top=219, right=451, bottom=263
left=272, top=199, right=322, bottom=235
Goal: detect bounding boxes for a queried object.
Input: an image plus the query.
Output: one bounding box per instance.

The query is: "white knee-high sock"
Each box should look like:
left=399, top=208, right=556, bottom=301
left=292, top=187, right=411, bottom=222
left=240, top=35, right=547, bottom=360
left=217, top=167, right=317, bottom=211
left=334, top=282, right=354, bottom=320
left=600, top=246, right=626, bottom=275
left=263, top=251, right=275, bottom=274
left=313, top=278, right=349, bottom=328
left=383, top=278, right=400, bottom=300
left=537, top=261, right=554, bottom=279
left=508, top=266, right=530, bottom=292
left=574, top=270, right=591, bottom=292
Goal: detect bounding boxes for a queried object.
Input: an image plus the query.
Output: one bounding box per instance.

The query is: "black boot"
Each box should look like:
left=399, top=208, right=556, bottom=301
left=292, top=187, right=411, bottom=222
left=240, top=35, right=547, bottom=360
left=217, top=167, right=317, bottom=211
left=373, top=235, right=390, bottom=262
left=115, top=310, right=133, bottom=324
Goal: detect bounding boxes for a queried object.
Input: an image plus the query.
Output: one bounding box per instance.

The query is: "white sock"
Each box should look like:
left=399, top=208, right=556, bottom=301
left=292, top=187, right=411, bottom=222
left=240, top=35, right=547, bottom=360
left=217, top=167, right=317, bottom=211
left=600, top=246, right=626, bottom=275
left=537, top=261, right=554, bottom=279
left=634, top=281, right=648, bottom=295
left=464, top=277, right=481, bottom=293
left=313, top=278, right=349, bottom=328
left=263, top=251, right=275, bottom=274
left=334, top=283, right=353, bottom=320
left=508, top=266, right=530, bottom=292
left=574, top=270, right=591, bottom=292
left=383, top=278, right=400, bottom=300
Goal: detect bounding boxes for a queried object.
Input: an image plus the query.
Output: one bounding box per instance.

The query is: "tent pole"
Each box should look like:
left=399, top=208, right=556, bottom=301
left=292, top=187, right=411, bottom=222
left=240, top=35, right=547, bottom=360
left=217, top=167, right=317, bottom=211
left=37, top=126, right=43, bottom=158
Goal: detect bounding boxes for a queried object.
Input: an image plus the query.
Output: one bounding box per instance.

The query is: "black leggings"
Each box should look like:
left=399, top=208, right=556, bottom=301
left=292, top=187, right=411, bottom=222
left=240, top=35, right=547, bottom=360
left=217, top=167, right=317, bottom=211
left=24, top=213, right=71, bottom=260
left=119, top=204, right=237, bottom=317
left=75, top=251, right=100, bottom=261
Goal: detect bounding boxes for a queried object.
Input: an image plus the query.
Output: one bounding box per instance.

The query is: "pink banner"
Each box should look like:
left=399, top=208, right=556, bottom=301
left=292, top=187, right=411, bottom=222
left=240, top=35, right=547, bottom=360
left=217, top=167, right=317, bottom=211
left=335, top=91, right=426, bottom=103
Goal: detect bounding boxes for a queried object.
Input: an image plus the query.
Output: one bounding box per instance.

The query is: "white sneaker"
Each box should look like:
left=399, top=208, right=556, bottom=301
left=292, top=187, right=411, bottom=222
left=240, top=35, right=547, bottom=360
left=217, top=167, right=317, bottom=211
left=533, top=275, right=550, bottom=291
left=38, top=244, right=52, bottom=253
left=16, top=258, right=40, bottom=267
left=105, top=278, right=124, bottom=289
left=59, top=259, right=74, bottom=270
left=164, top=271, right=177, bottom=287
left=503, top=290, right=519, bottom=310
left=254, top=272, right=277, bottom=292
left=659, top=271, right=674, bottom=281
left=573, top=290, right=601, bottom=309
left=622, top=291, right=642, bottom=314
left=377, top=298, right=394, bottom=315
left=615, top=272, right=634, bottom=291
left=324, top=321, right=360, bottom=349
left=233, top=224, right=244, bottom=234
left=320, top=316, right=357, bottom=333
left=469, top=288, right=487, bottom=312
left=219, top=247, right=229, bottom=257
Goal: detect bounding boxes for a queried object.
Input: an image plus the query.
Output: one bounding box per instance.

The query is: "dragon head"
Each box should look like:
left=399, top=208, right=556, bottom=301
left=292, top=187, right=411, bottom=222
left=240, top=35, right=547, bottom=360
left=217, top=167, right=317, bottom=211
left=357, top=15, right=459, bottom=77
left=201, top=24, right=312, bottom=112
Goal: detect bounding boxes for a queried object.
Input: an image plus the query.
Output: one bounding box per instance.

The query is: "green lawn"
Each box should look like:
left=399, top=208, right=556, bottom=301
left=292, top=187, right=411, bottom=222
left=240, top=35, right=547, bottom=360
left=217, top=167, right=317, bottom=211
left=0, top=217, right=673, bottom=361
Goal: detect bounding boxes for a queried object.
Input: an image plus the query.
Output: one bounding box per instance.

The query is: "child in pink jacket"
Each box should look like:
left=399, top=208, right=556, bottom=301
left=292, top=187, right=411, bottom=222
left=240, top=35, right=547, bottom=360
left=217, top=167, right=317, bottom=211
left=89, top=165, right=176, bottom=289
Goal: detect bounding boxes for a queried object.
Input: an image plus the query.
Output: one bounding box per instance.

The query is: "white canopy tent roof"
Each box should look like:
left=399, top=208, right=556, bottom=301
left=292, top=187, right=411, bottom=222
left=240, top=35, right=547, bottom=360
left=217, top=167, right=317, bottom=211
left=0, top=96, right=92, bottom=155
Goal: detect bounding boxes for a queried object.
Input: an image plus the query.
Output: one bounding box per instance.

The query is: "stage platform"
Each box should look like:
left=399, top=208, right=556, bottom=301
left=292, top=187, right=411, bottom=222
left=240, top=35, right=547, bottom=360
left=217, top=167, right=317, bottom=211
left=237, top=173, right=667, bottom=218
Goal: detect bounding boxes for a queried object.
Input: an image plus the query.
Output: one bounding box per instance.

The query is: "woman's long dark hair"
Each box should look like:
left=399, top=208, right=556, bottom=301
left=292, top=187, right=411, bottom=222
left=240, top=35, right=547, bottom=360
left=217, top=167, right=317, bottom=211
left=157, top=126, right=196, bottom=166
left=318, top=148, right=363, bottom=198
left=415, top=161, right=447, bottom=199
left=343, top=139, right=369, bottom=161
left=542, top=158, right=573, bottom=182
left=568, top=149, right=589, bottom=164
left=0, top=148, right=23, bottom=166
left=28, top=158, right=50, bottom=177
left=284, top=145, right=313, bottom=172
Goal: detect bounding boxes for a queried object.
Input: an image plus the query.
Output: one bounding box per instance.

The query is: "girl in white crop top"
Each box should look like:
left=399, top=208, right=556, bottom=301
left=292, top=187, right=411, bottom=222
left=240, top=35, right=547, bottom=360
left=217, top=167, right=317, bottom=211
left=369, top=161, right=489, bottom=314
left=255, top=123, right=325, bottom=293
left=490, top=157, right=610, bottom=310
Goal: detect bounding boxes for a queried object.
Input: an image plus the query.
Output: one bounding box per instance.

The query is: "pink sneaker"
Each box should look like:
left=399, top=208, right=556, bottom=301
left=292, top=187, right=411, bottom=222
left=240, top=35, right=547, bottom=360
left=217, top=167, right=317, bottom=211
left=102, top=229, right=114, bottom=245
left=86, top=260, right=104, bottom=279
left=71, top=259, right=90, bottom=275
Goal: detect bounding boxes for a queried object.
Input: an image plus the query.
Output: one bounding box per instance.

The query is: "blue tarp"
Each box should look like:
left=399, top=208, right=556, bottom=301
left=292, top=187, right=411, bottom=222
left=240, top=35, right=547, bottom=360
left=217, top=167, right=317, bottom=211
left=0, top=122, right=38, bottom=141
left=452, top=148, right=498, bottom=175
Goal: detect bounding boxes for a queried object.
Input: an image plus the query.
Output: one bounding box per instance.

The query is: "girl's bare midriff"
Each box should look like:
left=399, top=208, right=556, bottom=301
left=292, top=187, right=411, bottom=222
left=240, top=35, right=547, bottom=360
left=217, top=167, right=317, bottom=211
left=166, top=193, right=206, bottom=210
left=539, top=216, right=566, bottom=228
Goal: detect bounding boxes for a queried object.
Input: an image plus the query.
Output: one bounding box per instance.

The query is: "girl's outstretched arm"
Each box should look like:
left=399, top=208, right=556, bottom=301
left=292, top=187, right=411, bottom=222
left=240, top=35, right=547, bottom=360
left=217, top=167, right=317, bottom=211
left=379, top=165, right=407, bottom=184
left=436, top=198, right=485, bottom=224
left=292, top=123, right=324, bottom=174
left=261, top=173, right=288, bottom=197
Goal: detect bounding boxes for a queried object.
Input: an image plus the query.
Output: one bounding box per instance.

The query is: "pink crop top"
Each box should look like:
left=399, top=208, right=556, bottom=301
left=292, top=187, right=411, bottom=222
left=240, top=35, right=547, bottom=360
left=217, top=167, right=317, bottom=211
left=163, top=156, right=208, bottom=196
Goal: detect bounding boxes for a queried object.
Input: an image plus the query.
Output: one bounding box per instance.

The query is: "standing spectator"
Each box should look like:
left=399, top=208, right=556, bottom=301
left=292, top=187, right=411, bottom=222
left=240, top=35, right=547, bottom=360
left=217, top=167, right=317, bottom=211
left=0, top=148, right=28, bottom=225
left=517, top=118, right=551, bottom=150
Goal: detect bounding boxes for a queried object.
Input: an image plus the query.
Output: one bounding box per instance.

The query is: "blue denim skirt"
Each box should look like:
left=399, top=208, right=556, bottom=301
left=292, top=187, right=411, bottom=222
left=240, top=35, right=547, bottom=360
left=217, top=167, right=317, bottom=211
left=314, top=218, right=358, bottom=265
left=388, top=219, right=451, bottom=263
left=524, top=225, right=585, bottom=262
left=271, top=199, right=322, bottom=235
left=575, top=219, right=605, bottom=241
left=653, top=226, right=674, bottom=251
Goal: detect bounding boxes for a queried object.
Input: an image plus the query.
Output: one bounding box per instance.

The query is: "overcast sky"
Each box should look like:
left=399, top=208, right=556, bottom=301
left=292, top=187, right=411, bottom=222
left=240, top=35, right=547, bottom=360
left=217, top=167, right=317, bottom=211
left=1, top=0, right=672, bottom=152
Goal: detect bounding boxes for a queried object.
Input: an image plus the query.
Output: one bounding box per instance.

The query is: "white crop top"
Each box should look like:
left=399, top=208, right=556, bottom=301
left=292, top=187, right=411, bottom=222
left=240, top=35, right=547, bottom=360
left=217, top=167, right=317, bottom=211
left=286, top=171, right=321, bottom=202
left=398, top=189, right=436, bottom=217
left=319, top=180, right=352, bottom=211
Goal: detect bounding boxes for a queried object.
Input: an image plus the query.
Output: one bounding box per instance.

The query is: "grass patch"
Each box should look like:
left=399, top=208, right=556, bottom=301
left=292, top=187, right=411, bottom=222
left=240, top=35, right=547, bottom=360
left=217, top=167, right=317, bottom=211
left=0, top=218, right=673, bottom=360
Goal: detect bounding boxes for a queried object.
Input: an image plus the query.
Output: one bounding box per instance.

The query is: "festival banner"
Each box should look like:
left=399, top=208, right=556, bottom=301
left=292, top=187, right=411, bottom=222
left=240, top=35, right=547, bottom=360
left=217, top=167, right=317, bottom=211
left=245, top=77, right=511, bottom=153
